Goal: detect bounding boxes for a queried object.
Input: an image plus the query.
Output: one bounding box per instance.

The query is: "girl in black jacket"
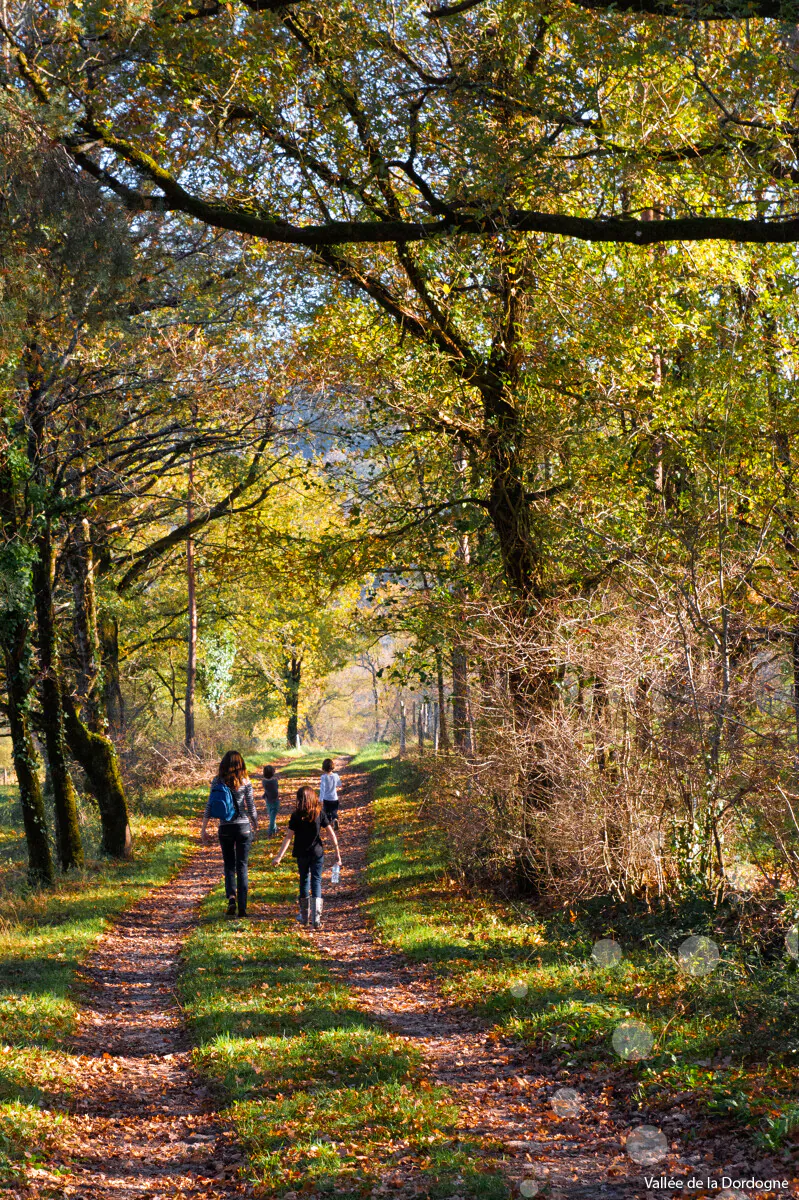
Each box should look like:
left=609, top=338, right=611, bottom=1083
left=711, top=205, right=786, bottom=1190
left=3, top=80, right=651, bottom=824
left=273, top=785, right=341, bottom=929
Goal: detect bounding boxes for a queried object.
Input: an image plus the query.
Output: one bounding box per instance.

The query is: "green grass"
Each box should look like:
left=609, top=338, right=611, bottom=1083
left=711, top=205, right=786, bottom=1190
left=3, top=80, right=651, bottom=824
left=358, top=747, right=799, bottom=1163
left=0, top=781, right=199, bottom=1183
left=180, top=794, right=508, bottom=1199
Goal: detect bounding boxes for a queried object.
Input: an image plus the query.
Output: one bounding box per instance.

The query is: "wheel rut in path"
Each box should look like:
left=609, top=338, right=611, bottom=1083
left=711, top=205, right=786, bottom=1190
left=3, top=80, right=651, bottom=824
left=296, top=761, right=661, bottom=1200
left=26, top=842, right=249, bottom=1200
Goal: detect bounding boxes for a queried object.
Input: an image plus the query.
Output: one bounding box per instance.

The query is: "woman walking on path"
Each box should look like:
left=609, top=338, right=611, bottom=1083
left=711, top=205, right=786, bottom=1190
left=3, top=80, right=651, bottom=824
left=200, top=751, right=258, bottom=917
left=273, top=785, right=341, bottom=929
left=319, top=757, right=343, bottom=829
left=262, top=764, right=280, bottom=836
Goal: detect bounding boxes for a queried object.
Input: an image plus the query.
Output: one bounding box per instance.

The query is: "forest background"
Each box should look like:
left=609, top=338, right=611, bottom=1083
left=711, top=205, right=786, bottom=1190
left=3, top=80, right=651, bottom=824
left=1, top=0, right=799, bottom=914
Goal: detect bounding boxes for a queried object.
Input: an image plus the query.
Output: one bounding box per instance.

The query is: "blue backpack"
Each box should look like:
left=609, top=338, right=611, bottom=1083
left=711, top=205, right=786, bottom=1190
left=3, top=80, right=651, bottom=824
left=208, top=778, right=237, bottom=823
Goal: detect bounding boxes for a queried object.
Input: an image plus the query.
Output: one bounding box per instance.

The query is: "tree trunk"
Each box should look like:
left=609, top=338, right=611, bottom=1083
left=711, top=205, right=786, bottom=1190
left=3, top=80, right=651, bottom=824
left=593, top=676, right=607, bottom=773
left=0, top=439, right=53, bottom=884
left=399, top=697, right=406, bottom=756
left=99, top=613, right=125, bottom=734
left=32, top=522, right=84, bottom=872
left=481, top=380, right=541, bottom=600
left=61, top=685, right=132, bottom=858
left=285, top=654, right=301, bottom=748
left=62, top=512, right=132, bottom=857
left=185, top=443, right=197, bottom=754
left=435, top=648, right=450, bottom=752
left=371, top=672, right=380, bottom=742
left=452, top=646, right=473, bottom=752
left=4, top=617, right=53, bottom=885
left=66, top=507, right=104, bottom=730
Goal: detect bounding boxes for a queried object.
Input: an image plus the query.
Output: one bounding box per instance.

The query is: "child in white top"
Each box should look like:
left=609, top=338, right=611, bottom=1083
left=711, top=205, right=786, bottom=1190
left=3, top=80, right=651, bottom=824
left=319, top=757, right=343, bottom=829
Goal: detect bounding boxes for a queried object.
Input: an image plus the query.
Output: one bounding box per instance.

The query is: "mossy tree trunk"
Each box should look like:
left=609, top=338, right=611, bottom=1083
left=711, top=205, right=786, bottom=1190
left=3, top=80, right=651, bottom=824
left=99, top=612, right=125, bottom=734
left=32, top=521, right=84, bottom=872
left=61, top=686, right=131, bottom=857
left=64, top=512, right=132, bottom=857
left=0, top=447, right=54, bottom=885
left=4, top=612, right=54, bottom=885
left=66, top=510, right=103, bottom=730
left=24, top=341, right=83, bottom=871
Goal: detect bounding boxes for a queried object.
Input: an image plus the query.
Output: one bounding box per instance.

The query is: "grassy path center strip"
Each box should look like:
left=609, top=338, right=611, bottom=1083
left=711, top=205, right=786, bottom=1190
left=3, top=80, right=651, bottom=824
left=182, top=749, right=509, bottom=1199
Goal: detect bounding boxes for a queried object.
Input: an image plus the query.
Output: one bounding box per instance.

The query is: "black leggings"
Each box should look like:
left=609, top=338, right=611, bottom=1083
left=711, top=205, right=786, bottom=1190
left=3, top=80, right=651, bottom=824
left=218, top=823, right=252, bottom=904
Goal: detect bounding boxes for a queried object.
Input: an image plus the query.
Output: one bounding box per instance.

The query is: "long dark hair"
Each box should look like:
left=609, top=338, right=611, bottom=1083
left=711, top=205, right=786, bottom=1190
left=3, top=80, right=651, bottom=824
left=295, top=785, right=321, bottom=823
left=219, top=750, right=247, bottom=790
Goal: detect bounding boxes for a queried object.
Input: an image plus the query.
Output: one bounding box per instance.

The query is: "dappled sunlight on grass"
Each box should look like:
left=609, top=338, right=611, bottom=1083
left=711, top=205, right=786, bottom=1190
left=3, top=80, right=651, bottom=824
left=232, top=1083, right=506, bottom=1199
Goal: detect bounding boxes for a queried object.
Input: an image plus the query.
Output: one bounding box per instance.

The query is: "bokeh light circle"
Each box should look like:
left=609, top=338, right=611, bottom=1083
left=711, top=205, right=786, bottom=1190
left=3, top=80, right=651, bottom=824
left=677, top=935, right=720, bottom=977
left=592, top=938, right=623, bottom=967
left=612, top=1019, right=654, bottom=1061
left=724, top=862, right=752, bottom=893
left=509, top=980, right=529, bottom=1000
left=519, top=1181, right=539, bottom=1197
left=550, top=1087, right=582, bottom=1117
left=626, top=1125, right=668, bottom=1165
left=786, top=926, right=799, bottom=960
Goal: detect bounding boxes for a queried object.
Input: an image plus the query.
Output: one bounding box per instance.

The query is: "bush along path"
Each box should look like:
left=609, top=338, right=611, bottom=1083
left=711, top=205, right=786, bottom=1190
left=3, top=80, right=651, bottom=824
left=357, top=751, right=799, bottom=1199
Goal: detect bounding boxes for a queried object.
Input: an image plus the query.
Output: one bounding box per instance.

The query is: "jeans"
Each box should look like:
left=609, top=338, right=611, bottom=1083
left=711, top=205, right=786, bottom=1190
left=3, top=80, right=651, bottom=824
left=266, top=799, right=280, bottom=836
left=297, top=853, right=324, bottom=899
left=219, top=823, right=252, bottom=910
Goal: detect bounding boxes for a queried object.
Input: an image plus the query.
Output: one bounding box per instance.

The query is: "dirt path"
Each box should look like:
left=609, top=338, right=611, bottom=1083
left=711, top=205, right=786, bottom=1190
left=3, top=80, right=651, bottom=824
left=27, top=843, right=249, bottom=1200
left=291, top=761, right=689, bottom=1200
left=19, top=758, right=775, bottom=1199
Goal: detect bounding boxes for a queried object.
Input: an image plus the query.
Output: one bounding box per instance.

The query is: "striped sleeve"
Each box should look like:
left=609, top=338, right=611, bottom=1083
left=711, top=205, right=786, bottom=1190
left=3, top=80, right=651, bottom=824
left=244, top=782, right=257, bottom=826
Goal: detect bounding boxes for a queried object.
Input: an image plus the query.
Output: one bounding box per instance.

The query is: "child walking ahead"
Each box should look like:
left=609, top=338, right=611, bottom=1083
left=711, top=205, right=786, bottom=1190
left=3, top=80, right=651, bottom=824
left=262, top=764, right=280, bottom=836
left=273, top=785, right=341, bottom=929
left=319, top=757, right=343, bottom=830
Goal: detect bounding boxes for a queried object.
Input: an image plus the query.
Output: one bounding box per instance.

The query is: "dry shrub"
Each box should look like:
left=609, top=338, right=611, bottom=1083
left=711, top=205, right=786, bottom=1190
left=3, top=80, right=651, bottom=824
left=119, top=715, right=260, bottom=798
left=423, top=593, right=798, bottom=904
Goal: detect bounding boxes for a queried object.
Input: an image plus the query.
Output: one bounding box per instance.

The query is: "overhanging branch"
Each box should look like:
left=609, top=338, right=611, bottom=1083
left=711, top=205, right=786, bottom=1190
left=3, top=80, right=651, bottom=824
left=428, top=0, right=799, bottom=18
left=66, top=137, right=799, bottom=245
